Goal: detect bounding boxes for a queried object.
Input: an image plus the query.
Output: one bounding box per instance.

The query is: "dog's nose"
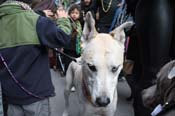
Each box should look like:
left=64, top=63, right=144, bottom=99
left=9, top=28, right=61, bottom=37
left=95, top=96, right=110, bottom=107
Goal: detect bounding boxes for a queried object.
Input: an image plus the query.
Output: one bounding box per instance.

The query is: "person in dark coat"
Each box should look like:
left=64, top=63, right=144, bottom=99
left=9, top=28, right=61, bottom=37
left=79, top=0, right=96, bottom=27
left=0, top=0, right=71, bottom=116
left=125, top=0, right=175, bottom=116
left=92, top=0, right=122, bottom=33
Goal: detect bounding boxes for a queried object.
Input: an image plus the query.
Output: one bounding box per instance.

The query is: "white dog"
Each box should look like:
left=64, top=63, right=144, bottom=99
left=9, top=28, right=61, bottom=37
left=62, top=12, right=134, bottom=116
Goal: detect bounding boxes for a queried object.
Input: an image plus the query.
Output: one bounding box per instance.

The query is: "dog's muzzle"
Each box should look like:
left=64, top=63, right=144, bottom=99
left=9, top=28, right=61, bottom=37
left=95, top=96, right=110, bottom=107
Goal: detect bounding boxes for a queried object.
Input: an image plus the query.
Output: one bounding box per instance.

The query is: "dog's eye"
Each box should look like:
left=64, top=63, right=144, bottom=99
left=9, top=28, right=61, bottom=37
left=111, top=66, right=118, bottom=73
left=87, top=63, right=97, bottom=72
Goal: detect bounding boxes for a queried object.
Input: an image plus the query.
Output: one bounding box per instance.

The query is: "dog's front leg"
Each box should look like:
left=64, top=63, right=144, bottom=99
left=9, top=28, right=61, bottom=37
left=62, top=62, right=76, bottom=116
left=62, top=62, right=75, bottom=116
left=62, top=78, right=73, bottom=116
left=77, top=105, right=86, bottom=116
left=62, top=88, right=70, bottom=116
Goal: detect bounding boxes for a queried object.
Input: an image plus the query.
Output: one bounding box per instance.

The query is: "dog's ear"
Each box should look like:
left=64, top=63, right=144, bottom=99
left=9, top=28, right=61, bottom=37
left=168, top=66, right=175, bottom=79
left=81, top=11, right=98, bottom=48
left=110, top=21, right=134, bottom=44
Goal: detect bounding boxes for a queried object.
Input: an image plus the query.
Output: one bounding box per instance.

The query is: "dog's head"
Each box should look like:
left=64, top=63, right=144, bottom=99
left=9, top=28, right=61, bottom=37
left=80, top=12, right=134, bottom=107
left=142, top=60, right=175, bottom=109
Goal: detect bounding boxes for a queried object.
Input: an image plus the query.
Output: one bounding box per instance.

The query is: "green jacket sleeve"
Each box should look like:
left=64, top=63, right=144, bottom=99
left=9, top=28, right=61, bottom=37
left=56, top=17, right=72, bottom=35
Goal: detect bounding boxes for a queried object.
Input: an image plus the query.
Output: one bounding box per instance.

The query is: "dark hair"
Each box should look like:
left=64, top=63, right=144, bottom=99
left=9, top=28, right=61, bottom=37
left=80, top=0, right=93, bottom=7
left=16, top=0, right=33, bottom=4
left=0, top=0, right=33, bottom=4
left=31, top=0, right=56, bottom=11
left=68, top=4, right=81, bottom=15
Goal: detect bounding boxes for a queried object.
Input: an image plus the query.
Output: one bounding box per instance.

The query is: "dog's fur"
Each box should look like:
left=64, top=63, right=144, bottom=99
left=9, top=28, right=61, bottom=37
left=142, top=60, right=175, bottom=116
left=62, top=12, right=133, bottom=116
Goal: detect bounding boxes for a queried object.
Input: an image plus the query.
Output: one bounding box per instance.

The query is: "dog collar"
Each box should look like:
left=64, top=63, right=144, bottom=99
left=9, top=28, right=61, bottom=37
left=82, top=78, right=93, bottom=104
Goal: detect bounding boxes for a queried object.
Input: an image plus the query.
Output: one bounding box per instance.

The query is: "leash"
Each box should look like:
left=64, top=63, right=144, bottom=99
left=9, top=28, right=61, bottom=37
left=53, top=48, right=77, bottom=62
left=0, top=53, right=45, bottom=99
left=0, top=83, right=4, bottom=116
left=82, top=78, right=92, bottom=104
left=0, top=48, right=79, bottom=99
left=0, top=48, right=78, bottom=99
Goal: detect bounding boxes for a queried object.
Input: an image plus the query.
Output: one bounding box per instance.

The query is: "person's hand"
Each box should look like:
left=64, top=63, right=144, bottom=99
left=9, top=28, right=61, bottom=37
left=43, top=9, right=54, bottom=18
left=55, top=7, right=68, bottom=19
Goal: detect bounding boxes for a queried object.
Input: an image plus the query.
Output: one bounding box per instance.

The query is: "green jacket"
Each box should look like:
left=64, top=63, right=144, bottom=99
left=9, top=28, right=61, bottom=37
left=56, top=17, right=82, bottom=55
left=0, top=2, right=40, bottom=49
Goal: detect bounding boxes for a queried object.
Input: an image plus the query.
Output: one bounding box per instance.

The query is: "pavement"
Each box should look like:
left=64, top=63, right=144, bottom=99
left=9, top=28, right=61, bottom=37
left=49, top=69, right=134, bottom=116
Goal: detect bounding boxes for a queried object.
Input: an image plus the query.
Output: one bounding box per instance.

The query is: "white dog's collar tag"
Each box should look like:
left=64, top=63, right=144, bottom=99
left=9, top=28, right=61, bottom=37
left=151, top=104, right=163, bottom=116
left=168, top=67, right=175, bottom=79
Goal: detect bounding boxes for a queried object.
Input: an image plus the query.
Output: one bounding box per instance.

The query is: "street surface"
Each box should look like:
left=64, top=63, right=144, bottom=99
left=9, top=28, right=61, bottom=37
left=49, top=69, right=134, bottom=116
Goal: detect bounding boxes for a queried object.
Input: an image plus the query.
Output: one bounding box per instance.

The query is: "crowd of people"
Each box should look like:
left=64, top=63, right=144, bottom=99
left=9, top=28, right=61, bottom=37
left=0, top=0, right=174, bottom=116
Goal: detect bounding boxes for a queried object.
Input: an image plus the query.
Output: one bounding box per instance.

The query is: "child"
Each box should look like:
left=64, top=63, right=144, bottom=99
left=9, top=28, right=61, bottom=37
left=57, top=4, right=82, bottom=73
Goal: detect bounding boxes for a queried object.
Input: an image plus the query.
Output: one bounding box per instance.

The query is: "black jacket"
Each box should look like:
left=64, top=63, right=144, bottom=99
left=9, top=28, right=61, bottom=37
left=0, top=16, right=70, bottom=105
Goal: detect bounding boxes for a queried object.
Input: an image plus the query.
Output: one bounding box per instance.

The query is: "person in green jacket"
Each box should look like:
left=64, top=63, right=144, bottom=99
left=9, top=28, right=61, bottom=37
left=57, top=4, right=82, bottom=73
left=0, top=0, right=71, bottom=116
